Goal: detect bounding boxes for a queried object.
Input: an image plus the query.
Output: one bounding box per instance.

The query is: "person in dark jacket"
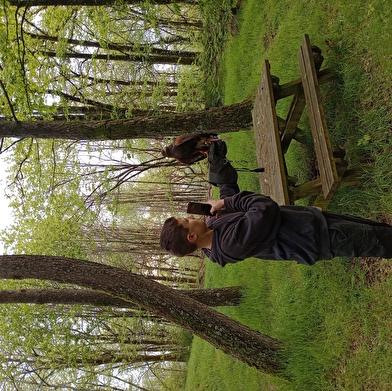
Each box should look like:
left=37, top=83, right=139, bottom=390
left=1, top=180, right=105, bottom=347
left=160, top=182, right=392, bottom=266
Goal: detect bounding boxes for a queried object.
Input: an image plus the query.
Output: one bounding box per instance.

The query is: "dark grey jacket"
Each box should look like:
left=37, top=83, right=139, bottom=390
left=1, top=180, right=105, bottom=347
left=202, top=191, right=332, bottom=266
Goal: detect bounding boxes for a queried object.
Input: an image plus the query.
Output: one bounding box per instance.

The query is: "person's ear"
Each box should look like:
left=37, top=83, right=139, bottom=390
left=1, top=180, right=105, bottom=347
left=187, top=233, right=197, bottom=243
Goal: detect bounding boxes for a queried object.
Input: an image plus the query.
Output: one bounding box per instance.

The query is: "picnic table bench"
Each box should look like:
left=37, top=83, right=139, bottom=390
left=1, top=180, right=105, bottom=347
left=253, top=34, right=360, bottom=209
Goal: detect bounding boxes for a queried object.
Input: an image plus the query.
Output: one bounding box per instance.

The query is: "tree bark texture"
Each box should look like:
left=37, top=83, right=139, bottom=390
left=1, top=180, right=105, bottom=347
left=28, top=33, right=200, bottom=58
left=0, top=286, right=243, bottom=307
left=40, top=50, right=196, bottom=66
left=9, top=0, right=197, bottom=6
left=0, top=100, right=253, bottom=140
left=0, top=255, right=284, bottom=374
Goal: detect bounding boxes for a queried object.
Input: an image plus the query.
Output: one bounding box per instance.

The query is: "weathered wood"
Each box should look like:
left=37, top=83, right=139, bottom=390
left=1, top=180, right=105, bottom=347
left=253, top=60, right=290, bottom=205
left=277, top=116, right=307, bottom=145
left=289, top=179, right=323, bottom=200
left=274, top=68, right=336, bottom=100
left=281, top=90, right=306, bottom=153
left=252, top=36, right=355, bottom=209
left=298, top=34, right=338, bottom=199
left=279, top=71, right=337, bottom=153
left=313, top=160, right=348, bottom=208
left=289, top=166, right=363, bottom=204
left=312, top=165, right=366, bottom=209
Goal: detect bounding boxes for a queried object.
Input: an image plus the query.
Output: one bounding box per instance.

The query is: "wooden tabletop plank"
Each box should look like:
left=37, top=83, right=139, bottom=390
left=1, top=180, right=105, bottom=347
left=253, top=60, right=290, bottom=205
left=298, top=34, right=338, bottom=199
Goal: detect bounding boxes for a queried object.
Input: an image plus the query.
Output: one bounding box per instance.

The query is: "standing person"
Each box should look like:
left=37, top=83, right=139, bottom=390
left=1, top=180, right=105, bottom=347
left=160, top=186, right=392, bottom=266
left=160, top=142, right=392, bottom=266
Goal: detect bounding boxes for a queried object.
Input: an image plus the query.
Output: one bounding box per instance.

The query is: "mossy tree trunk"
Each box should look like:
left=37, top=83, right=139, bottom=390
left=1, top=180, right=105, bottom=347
left=0, top=101, right=254, bottom=140
left=0, top=254, right=285, bottom=375
left=0, top=286, right=244, bottom=307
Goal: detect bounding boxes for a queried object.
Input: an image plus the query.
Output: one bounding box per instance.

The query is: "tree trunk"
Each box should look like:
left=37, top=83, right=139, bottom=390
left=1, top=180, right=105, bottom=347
left=28, top=33, right=200, bottom=57
left=9, top=0, right=197, bottom=6
left=0, top=100, right=253, bottom=139
left=0, top=255, right=284, bottom=375
left=187, top=286, right=243, bottom=306
left=40, top=50, right=196, bottom=66
left=0, top=286, right=243, bottom=307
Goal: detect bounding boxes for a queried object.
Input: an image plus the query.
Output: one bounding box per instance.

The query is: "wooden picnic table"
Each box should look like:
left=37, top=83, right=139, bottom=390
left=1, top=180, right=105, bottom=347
left=252, top=34, right=360, bottom=209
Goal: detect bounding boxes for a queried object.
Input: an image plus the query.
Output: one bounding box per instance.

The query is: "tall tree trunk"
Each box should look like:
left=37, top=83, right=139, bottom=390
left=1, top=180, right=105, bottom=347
left=0, top=255, right=284, bottom=375
left=40, top=50, right=196, bottom=66
left=0, top=286, right=243, bottom=307
left=0, top=100, right=253, bottom=139
left=28, top=33, right=200, bottom=58
left=9, top=0, right=198, bottom=6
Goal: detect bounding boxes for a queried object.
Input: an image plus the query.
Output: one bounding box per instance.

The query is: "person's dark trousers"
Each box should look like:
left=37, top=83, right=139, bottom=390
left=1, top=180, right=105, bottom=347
left=217, top=183, right=240, bottom=199
left=323, top=212, right=392, bottom=258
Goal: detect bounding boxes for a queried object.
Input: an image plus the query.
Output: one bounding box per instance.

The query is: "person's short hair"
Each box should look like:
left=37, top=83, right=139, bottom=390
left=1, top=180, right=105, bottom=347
left=160, top=217, right=197, bottom=256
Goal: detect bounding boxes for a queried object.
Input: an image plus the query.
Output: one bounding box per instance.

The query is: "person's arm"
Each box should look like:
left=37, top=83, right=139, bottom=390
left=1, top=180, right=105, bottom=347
left=206, top=183, right=241, bottom=213
left=217, top=183, right=240, bottom=199
left=213, top=191, right=281, bottom=248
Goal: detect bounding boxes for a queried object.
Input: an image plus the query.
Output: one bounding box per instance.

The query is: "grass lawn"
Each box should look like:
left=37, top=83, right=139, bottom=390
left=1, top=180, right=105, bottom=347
left=186, top=0, right=392, bottom=390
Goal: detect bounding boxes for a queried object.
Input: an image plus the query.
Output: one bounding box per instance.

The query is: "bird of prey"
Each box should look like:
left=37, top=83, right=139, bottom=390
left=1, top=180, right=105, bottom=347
left=161, top=133, right=220, bottom=164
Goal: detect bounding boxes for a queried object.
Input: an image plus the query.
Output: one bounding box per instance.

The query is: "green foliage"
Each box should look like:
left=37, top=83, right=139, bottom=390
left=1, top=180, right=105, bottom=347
left=1, top=139, right=96, bottom=257
left=0, top=0, right=390, bottom=389
left=0, top=1, right=209, bottom=390
left=187, top=0, right=392, bottom=390
left=0, top=301, right=190, bottom=389
left=176, top=65, right=206, bottom=111
left=198, top=0, right=234, bottom=105
left=0, top=9, right=50, bottom=119
left=1, top=2, right=203, bottom=122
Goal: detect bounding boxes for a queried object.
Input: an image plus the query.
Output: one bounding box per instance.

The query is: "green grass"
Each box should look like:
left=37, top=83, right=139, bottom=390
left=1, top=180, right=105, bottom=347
left=186, top=0, right=392, bottom=390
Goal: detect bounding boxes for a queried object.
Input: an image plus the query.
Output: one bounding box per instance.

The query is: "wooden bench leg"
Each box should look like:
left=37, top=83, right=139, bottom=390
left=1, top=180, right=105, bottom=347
left=313, top=160, right=348, bottom=209
left=289, top=160, right=366, bottom=209
left=339, top=167, right=367, bottom=187
left=312, top=162, right=369, bottom=209
left=281, top=91, right=307, bottom=153
left=274, top=68, right=337, bottom=100
left=277, top=117, right=307, bottom=145
left=289, top=180, right=322, bottom=200
left=289, top=166, right=364, bottom=209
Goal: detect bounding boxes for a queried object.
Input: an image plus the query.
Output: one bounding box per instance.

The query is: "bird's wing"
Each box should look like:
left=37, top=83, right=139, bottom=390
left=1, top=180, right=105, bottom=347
left=174, top=134, right=200, bottom=146
left=179, top=152, right=206, bottom=164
